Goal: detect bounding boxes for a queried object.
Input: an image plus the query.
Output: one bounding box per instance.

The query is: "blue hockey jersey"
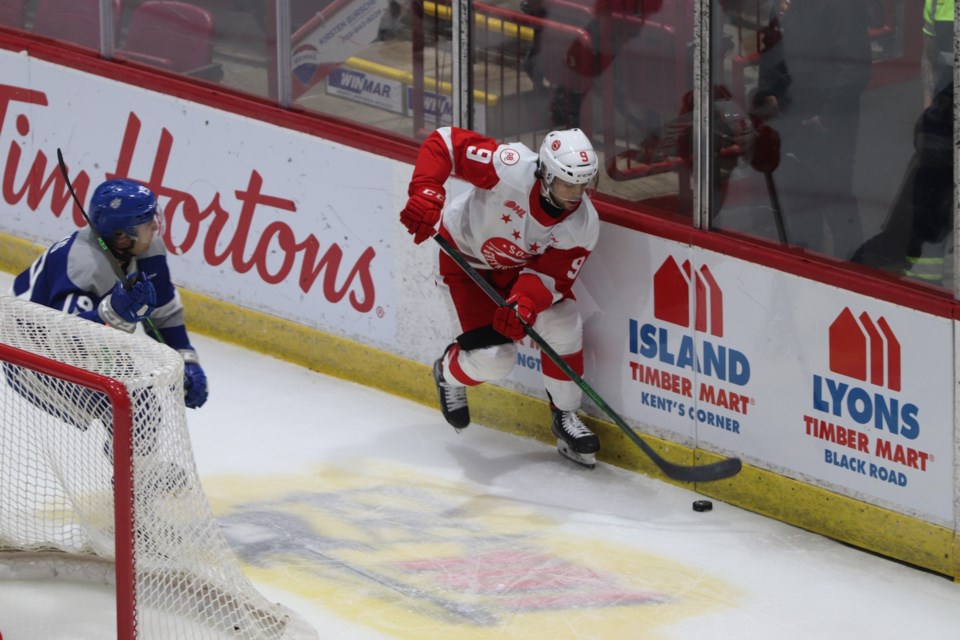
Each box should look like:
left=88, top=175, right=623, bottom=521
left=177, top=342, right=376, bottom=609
left=12, top=228, right=194, bottom=352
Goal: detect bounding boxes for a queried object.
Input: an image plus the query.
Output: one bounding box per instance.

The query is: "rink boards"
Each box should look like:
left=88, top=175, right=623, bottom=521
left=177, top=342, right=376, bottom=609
left=0, top=44, right=956, bottom=580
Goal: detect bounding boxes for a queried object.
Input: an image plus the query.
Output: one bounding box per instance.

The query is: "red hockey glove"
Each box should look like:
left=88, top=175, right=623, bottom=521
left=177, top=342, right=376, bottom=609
left=493, top=293, right=537, bottom=341
left=400, top=185, right=445, bottom=244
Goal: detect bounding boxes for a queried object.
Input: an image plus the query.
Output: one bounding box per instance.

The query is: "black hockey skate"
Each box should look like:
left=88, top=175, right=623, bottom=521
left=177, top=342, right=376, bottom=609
left=433, top=355, right=470, bottom=430
left=551, top=408, right=599, bottom=469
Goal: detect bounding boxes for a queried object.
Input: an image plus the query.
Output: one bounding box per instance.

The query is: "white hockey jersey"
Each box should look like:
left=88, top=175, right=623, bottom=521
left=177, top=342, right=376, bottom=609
left=409, top=127, right=599, bottom=309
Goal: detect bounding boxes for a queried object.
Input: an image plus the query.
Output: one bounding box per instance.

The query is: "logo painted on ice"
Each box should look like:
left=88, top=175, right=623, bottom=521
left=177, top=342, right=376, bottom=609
left=653, top=256, right=723, bottom=337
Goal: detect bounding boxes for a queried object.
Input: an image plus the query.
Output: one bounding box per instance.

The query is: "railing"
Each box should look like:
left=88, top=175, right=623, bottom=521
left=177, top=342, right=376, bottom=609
left=410, top=0, right=920, bottom=195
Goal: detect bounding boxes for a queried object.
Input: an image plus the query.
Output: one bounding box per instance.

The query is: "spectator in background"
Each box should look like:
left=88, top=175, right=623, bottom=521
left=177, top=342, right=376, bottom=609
left=675, top=85, right=781, bottom=209
left=900, top=0, right=954, bottom=285
left=752, top=0, right=872, bottom=259
left=851, top=0, right=953, bottom=282
left=921, top=0, right=954, bottom=109
left=518, top=0, right=666, bottom=129
left=520, top=0, right=591, bottom=129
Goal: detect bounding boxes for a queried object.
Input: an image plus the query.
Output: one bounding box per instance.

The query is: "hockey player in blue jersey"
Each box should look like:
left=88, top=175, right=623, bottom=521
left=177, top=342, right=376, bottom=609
left=11, top=178, right=208, bottom=410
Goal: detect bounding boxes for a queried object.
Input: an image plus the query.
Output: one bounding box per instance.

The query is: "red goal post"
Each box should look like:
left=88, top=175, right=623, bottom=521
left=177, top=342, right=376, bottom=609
left=0, top=295, right=317, bottom=640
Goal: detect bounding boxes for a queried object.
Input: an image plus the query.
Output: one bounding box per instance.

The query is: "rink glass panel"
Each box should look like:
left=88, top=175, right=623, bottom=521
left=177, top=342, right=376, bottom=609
left=4, top=1, right=952, bottom=289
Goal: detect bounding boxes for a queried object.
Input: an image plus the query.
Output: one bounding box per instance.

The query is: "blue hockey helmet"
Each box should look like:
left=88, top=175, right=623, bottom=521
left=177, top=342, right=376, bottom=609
left=88, top=179, right=159, bottom=239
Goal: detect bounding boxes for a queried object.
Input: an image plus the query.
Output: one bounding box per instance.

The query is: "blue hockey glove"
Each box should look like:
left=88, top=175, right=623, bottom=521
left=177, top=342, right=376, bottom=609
left=180, top=350, right=209, bottom=409
left=98, top=272, right=156, bottom=332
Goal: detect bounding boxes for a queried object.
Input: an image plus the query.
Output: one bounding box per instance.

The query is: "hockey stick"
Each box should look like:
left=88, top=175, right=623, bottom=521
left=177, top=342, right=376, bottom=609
left=764, top=171, right=788, bottom=245
left=56, top=149, right=164, bottom=343
left=434, top=234, right=742, bottom=483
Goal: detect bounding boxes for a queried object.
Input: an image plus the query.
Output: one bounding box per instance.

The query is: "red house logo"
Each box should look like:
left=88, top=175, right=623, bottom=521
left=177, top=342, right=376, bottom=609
left=653, top=256, right=723, bottom=337
left=829, top=308, right=901, bottom=391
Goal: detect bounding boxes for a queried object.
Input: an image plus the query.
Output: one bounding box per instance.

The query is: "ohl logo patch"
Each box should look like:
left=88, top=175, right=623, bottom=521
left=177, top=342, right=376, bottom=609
left=503, top=200, right=527, bottom=218
left=828, top=307, right=901, bottom=392
left=653, top=256, right=723, bottom=337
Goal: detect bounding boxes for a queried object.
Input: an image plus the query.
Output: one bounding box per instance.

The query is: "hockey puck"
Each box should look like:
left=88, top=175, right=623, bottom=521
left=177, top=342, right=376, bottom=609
left=692, top=500, right=713, bottom=512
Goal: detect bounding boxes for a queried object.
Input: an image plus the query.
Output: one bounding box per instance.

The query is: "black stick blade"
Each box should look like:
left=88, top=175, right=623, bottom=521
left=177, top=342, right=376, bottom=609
left=660, top=456, right=742, bottom=483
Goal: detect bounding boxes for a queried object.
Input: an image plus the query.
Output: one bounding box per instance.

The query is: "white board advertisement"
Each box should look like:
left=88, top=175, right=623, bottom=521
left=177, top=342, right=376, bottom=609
left=325, top=66, right=404, bottom=114
left=404, top=87, right=487, bottom=133
left=577, top=226, right=955, bottom=525
left=291, top=0, right=390, bottom=99
left=0, top=51, right=398, bottom=348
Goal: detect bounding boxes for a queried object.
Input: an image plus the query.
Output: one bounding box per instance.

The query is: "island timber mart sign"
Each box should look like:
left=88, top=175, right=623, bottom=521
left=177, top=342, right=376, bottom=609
left=627, top=256, right=754, bottom=438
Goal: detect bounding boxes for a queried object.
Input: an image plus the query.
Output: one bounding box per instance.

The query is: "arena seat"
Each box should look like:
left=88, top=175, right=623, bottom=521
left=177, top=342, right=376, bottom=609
left=540, top=0, right=598, bottom=93
left=117, top=0, right=223, bottom=82
left=0, top=0, right=25, bottom=29
left=33, top=0, right=120, bottom=49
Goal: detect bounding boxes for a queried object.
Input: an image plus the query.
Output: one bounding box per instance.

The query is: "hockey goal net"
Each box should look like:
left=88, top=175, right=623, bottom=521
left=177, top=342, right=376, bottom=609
left=0, top=295, right=317, bottom=640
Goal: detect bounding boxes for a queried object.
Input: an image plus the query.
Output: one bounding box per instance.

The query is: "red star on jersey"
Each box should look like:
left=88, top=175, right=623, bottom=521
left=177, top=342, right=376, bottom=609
left=512, top=230, right=521, bottom=240
left=501, top=214, right=511, bottom=224
left=529, top=242, right=540, bottom=252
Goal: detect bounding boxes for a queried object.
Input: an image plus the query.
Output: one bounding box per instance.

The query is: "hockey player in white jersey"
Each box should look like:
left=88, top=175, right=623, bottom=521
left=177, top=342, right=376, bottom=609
left=400, top=127, right=601, bottom=467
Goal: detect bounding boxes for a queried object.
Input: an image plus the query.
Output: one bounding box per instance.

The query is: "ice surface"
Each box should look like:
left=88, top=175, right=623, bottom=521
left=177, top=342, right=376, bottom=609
left=1, top=271, right=960, bottom=639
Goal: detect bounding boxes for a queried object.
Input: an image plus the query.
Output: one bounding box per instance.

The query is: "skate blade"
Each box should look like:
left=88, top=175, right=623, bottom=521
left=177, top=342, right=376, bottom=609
left=556, top=439, right=596, bottom=469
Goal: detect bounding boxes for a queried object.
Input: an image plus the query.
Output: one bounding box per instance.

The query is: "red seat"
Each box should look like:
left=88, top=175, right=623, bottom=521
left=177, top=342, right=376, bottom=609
left=33, top=0, right=120, bottom=49
left=0, top=0, right=25, bottom=29
left=604, top=18, right=686, bottom=181
left=117, top=1, right=222, bottom=82
left=616, top=18, right=682, bottom=116
left=540, top=0, right=597, bottom=92
left=608, top=0, right=665, bottom=16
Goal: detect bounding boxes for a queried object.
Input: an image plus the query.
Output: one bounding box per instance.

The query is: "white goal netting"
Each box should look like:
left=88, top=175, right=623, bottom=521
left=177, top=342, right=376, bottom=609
left=0, top=295, right=317, bottom=640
